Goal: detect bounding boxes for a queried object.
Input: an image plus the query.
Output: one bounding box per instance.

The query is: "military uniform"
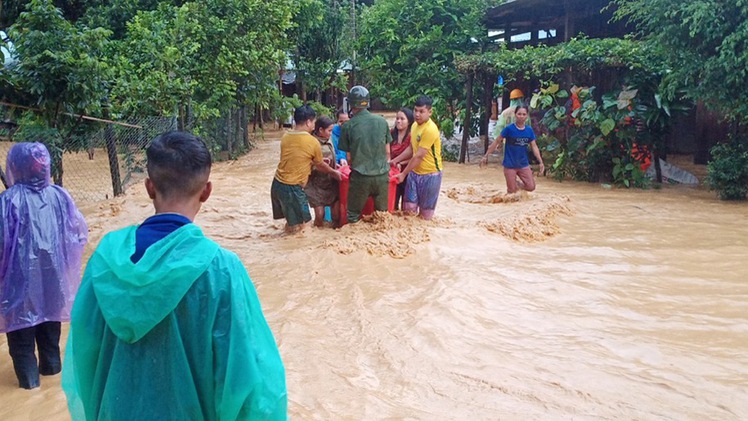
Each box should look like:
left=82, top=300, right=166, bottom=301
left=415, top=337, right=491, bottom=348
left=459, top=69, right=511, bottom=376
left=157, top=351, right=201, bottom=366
left=338, top=109, right=392, bottom=222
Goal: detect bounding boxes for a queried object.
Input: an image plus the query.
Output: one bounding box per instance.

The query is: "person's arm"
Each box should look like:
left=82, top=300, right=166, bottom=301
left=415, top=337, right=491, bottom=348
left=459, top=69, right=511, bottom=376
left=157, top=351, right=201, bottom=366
left=331, top=130, right=348, bottom=166
left=480, top=134, right=505, bottom=166
left=390, top=145, right=413, bottom=166
left=338, top=125, right=349, bottom=153
left=384, top=123, right=392, bottom=162
left=314, top=160, right=343, bottom=180
left=395, top=147, right=427, bottom=183
left=530, top=140, right=545, bottom=175
left=310, top=141, right=342, bottom=180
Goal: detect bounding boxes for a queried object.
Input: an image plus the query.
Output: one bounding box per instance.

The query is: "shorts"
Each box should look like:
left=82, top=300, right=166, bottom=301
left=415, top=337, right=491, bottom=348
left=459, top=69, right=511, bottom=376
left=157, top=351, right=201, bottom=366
left=271, top=178, right=312, bottom=226
left=404, top=171, right=442, bottom=211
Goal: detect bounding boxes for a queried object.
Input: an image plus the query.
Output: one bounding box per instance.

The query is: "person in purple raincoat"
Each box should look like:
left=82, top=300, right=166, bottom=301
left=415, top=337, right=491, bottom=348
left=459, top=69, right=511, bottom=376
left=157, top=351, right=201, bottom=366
left=0, top=142, right=88, bottom=389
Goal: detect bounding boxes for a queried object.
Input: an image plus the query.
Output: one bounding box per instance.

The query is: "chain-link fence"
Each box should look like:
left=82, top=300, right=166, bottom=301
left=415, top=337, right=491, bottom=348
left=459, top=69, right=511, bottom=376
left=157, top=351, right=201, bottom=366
left=0, top=115, right=176, bottom=204
left=1, top=107, right=253, bottom=205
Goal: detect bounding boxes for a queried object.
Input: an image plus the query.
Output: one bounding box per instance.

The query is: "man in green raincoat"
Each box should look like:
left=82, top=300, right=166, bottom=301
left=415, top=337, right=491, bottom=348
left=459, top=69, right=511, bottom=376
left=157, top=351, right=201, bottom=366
left=62, top=131, right=287, bottom=420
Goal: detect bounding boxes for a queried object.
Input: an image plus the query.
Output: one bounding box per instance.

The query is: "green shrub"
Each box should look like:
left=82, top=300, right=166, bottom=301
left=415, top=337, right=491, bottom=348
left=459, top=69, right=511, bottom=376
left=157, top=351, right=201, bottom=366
left=706, top=137, right=748, bottom=200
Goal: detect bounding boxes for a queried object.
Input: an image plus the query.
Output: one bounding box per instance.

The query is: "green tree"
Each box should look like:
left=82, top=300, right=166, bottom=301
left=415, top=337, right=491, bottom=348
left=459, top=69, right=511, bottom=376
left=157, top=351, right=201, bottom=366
left=357, top=0, right=496, bottom=131
left=80, top=0, right=184, bottom=39
left=6, top=0, right=110, bottom=185
left=613, top=0, right=748, bottom=123
left=289, top=0, right=347, bottom=103
left=111, top=3, right=200, bottom=121
left=191, top=0, right=292, bottom=113
left=2, top=0, right=96, bottom=26
left=111, top=0, right=293, bottom=126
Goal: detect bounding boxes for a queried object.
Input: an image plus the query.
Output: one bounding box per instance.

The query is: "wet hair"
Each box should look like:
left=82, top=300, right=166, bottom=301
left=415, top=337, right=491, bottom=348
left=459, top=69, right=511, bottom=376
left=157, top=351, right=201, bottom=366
left=146, top=131, right=211, bottom=199
left=391, top=107, right=415, bottom=142
left=294, top=105, right=317, bottom=126
left=414, top=95, right=433, bottom=109
left=313, top=116, right=334, bottom=136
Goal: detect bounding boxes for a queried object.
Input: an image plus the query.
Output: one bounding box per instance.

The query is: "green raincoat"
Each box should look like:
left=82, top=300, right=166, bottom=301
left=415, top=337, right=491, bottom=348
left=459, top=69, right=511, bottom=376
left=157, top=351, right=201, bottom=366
left=62, top=224, right=287, bottom=420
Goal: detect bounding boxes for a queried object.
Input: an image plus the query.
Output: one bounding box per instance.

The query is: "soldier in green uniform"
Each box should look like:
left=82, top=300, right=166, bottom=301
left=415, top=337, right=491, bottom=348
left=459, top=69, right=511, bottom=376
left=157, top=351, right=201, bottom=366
left=338, top=86, right=392, bottom=223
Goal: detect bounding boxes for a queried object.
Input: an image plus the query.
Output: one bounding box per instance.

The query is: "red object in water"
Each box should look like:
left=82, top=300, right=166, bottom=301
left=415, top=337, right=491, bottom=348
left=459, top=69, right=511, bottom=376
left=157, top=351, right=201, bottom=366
left=337, top=165, right=400, bottom=226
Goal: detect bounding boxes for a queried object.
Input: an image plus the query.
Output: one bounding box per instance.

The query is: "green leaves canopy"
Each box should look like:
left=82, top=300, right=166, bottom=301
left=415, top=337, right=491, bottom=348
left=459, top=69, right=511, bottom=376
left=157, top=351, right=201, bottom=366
left=357, top=0, right=494, bottom=119
left=289, top=0, right=347, bottom=101
left=8, top=0, right=111, bottom=118
left=613, top=0, right=748, bottom=123
left=112, top=0, right=292, bottom=120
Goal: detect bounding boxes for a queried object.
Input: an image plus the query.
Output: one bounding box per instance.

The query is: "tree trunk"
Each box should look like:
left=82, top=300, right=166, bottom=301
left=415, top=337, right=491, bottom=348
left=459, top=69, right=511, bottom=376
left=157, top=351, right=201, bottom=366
left=226, top=110, right=233, bottom=156
left=53, top=153, right=63, bottom=187
left=653, top=150, right=662, bottom=183
left=459, top=73, right=474, bottom=164
left=102, top=105, right=123, bottom=196
left=51, top=105, right=64, bottom=187
left=483, top=72, right=493, bottom=153
left=235, top=109, right=242, bottom=150
left=241, top=106, right=250, bottom=149
left=178, top=102, right=186, bottom=131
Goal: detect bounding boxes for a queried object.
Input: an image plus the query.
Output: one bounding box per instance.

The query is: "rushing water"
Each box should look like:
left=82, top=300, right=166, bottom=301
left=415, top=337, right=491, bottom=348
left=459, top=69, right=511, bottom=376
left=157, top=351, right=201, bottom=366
left=2, top=129, right=747, bottom=421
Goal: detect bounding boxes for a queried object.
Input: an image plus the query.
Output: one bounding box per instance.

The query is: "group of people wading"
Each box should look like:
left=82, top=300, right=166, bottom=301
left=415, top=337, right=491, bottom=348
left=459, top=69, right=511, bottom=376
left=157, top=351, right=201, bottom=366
left=271, top=85, right=544, bottom=233
left=270, top=86, right=444, bottom=232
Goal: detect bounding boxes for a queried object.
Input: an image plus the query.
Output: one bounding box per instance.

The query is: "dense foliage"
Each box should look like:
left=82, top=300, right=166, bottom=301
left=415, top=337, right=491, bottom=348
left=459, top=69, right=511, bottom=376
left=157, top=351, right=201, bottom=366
left=706, top=137, right=748, bottom=200
left=4, top=0, right=111, bottom=184
left=613, top=0, right=748, bottom=198
left=613, top=0, right=748, bottom=124
left=534, top=84, right=655, bottom=187
left=289, top=0, right=348, bottom=103
left=357, top=0, right=497, bottom=134
left=1, top=0, right=295, bottom=165
left=455, top=37, right=691, bottom=187
left=454, top=37, right=666, bottom=85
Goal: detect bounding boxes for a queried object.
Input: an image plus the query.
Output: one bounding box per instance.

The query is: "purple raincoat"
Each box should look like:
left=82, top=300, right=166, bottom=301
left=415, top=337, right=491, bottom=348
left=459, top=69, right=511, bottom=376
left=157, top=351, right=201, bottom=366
left=0, top=142, right=88, bottom=333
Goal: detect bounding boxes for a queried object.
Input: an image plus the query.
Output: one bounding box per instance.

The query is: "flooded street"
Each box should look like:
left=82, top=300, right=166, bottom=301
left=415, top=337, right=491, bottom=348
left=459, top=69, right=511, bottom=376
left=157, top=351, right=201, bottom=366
left=2, top=129, right=747, bottom=420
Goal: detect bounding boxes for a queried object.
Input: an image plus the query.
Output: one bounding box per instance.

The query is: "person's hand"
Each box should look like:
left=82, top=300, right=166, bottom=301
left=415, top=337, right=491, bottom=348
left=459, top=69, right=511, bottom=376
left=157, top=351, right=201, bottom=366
left=340, top=159, right=348, bottom=166
left=332, top=170, right=343, bottom=181
left=480, top=156, right=488, bottom=168
left=539, top=162, right=545, bottom=176
left=396, top=173, right=405, bottom=184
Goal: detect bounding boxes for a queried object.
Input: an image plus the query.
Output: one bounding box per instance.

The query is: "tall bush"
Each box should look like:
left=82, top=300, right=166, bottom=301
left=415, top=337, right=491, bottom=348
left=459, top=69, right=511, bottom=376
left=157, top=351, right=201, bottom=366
left=706, top=138, right=748, bottom=200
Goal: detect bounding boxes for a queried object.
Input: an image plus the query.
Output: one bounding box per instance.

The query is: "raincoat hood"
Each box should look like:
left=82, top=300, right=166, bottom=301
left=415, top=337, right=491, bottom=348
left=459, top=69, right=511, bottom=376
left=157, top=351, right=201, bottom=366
left=7, top=142, right=51, bottom=190
left=88, top=224, right=219, bottom=343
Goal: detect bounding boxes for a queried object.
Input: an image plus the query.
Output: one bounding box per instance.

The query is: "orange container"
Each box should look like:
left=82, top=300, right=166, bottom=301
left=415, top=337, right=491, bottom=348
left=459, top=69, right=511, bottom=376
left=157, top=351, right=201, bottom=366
left=338, top=166, right=400, bottom=226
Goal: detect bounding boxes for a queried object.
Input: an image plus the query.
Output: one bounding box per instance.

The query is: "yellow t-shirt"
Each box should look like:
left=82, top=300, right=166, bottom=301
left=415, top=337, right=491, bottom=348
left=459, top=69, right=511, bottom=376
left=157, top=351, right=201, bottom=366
left=410, top=119, right=442, bottom=175
left=274, top=131, right=323, bottom=186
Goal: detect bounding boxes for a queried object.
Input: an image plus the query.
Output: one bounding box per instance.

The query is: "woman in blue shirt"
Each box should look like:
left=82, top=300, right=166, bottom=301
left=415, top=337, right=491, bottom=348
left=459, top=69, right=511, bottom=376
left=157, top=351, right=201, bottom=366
left=481, top=105, right=545, bottom=193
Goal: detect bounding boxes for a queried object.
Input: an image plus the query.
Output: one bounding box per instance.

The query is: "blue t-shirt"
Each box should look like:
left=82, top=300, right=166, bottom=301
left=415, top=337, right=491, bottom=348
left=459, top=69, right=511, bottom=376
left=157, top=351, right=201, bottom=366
left=130, top=213, right=191, bottom=263
left=501, top=123, right=536, bottom=169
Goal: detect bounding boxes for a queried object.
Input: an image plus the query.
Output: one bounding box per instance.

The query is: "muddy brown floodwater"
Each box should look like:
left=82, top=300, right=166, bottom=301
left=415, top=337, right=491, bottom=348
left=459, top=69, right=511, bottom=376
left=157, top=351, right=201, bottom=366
left=2, top=128, right=747, bottom=420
